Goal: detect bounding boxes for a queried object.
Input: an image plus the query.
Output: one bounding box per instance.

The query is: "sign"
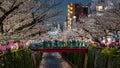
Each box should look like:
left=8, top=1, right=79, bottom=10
left=96, top=6, right=103, bottom=11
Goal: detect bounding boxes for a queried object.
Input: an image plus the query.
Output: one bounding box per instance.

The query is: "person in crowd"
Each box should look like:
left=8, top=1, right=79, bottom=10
left=64, top=39, right=68, bottom=48
left=72, top=39, right=76, bottom=48
left=60, top=39, right=64, bottom=48
left=43, top=40, right=48, bottom=48
left=101, top=37, right=106, bottom=47
left=51, top=39, right=56, bottom=48
left=69, top=39, right=73, bottom=48
left=81, top=37, right=88, bottom=47
left=75, top=39, right=80, bottom=48
left=54, top=39, right=58, bottom=48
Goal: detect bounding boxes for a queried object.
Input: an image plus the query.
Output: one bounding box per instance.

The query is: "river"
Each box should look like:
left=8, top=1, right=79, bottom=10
left=39, top=53, right=72, bottom=68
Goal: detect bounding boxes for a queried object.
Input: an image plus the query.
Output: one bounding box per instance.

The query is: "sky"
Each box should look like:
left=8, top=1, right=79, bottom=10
left=57, top=0, right=92, bottom=21
left=63, top=0, right=91, bottom=5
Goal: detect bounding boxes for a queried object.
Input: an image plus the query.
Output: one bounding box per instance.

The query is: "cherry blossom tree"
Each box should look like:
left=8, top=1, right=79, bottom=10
left=0, top=0, right=63, bottom=43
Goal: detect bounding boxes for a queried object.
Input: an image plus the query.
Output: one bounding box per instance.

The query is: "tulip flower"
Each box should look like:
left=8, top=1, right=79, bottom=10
left=118, top=42, right=120, bottom=46
left=115, top=42, right=119, bottom=45
left=91, top=41, right=100, bottom=45
left=25, top=40, right=33, bottom=46
left=11, top=43, right=19, bottom=52
left=6, top=42, right=14, bottom=50
left=18, top=42, right=23, bottom=48
left=0, top=45, right=6, bottom=51
left=106, top=42, right=112, bottom=45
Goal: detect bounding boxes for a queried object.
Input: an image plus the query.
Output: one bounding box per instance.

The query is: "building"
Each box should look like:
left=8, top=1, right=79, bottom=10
left=118, top=0, right=120, bottom=9
left=67, top=3, right=89, bottom=30
left=67, top=0, right=119, bottom=30
left=91, top=0, right=119, bottom=14
left=67, top=3, right=75, bottom=30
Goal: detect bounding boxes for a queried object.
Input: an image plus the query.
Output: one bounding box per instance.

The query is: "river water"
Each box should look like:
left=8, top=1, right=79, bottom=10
left=39, top=53, right=72, bottom=68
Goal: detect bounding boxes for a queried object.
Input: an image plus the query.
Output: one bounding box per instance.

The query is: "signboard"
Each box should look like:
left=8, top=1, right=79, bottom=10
left=96, top=6, right=103, bottom=11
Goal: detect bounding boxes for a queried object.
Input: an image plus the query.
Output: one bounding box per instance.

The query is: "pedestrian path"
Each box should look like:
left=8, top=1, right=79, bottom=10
left=39, top=53, right=72, bottom=68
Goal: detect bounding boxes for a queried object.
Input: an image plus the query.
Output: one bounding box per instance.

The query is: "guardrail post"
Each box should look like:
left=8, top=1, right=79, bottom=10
left=94, top=49, right=98, bottom=68
left=31, top=51, right=37, bottom=68
left=84, top=53, right=88, bottom=68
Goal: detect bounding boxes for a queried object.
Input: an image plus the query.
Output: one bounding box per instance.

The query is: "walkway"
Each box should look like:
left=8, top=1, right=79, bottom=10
left=39, top=53, right=72, bottom=68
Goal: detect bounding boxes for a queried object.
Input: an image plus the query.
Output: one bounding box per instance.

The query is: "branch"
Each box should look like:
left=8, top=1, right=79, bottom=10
left=81, top=27, right=93, bottom=38
left=14, top=20, right=35, bottom=32
left=39, top=10, right=62, bottom=22
left=14, top=12, right=46, bottom=32
left=0, top=6, right=6, bottom=12
left=9, top=0, right=17, bottom=9
left=0, top=2, right=23, bottom=23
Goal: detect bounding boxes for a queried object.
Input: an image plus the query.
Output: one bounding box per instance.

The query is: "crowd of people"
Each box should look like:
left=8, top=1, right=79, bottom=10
left=30, top=39, right=88, bottom=49
left=30, top=38, right=120, bottom=49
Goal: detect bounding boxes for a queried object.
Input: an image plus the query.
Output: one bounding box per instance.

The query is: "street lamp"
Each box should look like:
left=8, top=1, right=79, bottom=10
left=73, top=16, right=76, bottom=19
left=73, top=16, right=76, bottom=22
left=72, top=16, right=77, bottom=28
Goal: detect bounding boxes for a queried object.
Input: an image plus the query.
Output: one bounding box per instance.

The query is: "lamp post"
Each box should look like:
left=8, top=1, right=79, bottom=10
left=73, top=16, right=76, bottom=23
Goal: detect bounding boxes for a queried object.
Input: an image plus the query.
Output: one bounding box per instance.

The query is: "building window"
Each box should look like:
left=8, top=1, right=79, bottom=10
left=100, top=0, right=104, bottom=2
left=119, top=3, right=120, bottom=9
left=98, top=0, right=104, bottom=4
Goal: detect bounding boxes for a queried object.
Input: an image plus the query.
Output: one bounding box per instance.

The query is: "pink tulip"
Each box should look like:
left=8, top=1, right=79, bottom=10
left=22, top=42, right=28, bottom=47
left=25, top=40, right=32, bottom=46
left=112, top=42, right=116, bottom=45
left=0, top=45, right=6, bottom=51
left=106, top=42, right=112, bottom=45
left=115, top=42, right=119, bottom=45
left=18, top=42, right=24, bottom=47
left=13, top=43, right=19, bottom=49
left=6, top=42, right=14, bottom=50
left=101, top=42, right=106, bottom=45
left=118, top=42, right=120, bottom=46
left=91, top=41, right=100, bottom=45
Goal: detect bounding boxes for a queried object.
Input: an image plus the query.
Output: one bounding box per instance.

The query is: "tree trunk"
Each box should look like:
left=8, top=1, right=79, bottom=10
left=0, top=22, right=4, bottom=35
left=115, top=31, right=119, bottom=42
